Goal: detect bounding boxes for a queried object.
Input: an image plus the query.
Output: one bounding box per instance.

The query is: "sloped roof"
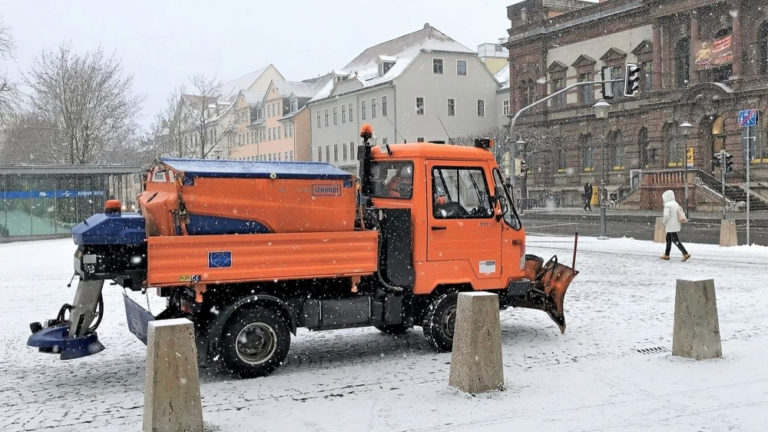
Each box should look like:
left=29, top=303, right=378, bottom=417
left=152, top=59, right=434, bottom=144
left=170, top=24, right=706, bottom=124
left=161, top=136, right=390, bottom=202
left=274, top=81, right=322, bottom=98
left=495, top=63, right=510, bottom=90
left=310, top=25, right=476, bottom=103
left=217, top=65, right=270, bottom=100
left=241, top=90, right=266, bottom=105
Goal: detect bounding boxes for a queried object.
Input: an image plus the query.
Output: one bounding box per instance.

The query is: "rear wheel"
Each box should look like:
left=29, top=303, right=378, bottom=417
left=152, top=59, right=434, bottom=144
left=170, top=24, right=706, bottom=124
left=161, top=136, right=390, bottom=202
left=375, top=323, right=410, bottom=335
left=422, top=293, right=458, bottom=352
left=220, top=307, right=290, bottom=378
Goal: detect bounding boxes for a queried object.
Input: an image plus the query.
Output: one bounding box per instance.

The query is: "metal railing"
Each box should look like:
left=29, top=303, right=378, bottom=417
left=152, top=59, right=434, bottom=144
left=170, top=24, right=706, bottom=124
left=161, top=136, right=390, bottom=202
left=611, top=171, right=642, bottom=204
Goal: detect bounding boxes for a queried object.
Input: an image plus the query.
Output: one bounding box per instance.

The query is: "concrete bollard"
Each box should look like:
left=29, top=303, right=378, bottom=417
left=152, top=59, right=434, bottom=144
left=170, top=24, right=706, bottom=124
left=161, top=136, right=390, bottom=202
left=719, top=219, right=737, bottom=247
left=672, top=279, right=722, bottom=360
left=653, top=217, right=666, bottom=243
left=449, top=292, right=504, bottom=394
left=143, top=318, right=203, bottom=432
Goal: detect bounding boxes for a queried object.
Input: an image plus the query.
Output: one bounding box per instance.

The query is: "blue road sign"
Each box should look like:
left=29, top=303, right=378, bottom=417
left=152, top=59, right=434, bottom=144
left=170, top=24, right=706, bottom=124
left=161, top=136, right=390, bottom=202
left=738, top=109, right=758, bottom=127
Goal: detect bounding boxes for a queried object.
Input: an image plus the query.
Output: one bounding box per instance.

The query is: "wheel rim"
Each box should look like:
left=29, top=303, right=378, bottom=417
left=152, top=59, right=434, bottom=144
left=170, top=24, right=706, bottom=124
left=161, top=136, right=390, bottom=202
left=441, top=304, right=457, bottom=340
left=235, top=323, right=277, bottom=365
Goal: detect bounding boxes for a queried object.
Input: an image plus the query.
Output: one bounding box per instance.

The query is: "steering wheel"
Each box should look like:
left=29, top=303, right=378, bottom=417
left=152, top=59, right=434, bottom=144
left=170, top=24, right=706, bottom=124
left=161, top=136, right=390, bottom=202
left=436, top=201, right=469, bottom=218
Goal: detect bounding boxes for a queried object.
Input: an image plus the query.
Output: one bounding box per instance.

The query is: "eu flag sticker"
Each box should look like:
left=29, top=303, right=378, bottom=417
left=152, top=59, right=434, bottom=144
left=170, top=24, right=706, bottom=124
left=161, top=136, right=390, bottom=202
left=208, top=251, right=232, bottom=268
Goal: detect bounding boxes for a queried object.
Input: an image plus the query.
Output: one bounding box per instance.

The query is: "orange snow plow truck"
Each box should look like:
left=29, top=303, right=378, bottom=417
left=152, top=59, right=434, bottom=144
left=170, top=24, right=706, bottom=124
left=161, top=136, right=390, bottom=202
left=27, top=124, right=579, bottom=378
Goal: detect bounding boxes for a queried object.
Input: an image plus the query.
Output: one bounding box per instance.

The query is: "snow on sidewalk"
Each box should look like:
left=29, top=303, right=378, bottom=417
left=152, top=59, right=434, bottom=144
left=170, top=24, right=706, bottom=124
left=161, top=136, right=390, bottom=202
left=0, top=237, right=766, bottom=431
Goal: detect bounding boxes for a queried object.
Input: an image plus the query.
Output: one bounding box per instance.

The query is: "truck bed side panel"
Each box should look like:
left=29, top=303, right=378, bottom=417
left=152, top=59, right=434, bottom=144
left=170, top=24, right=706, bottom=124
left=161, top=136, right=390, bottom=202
left=147, top=231, right=379, bottom=287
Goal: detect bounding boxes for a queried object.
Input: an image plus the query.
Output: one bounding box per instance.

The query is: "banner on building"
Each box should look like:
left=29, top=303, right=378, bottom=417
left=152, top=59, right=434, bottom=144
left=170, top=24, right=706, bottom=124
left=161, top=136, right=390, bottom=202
left=694, top=35, right=733, bottom=70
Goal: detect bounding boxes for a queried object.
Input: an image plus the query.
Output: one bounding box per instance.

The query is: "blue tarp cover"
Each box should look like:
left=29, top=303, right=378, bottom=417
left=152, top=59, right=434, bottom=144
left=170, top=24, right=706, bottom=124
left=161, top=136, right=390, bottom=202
left=160, top=158, right=354, bottom=180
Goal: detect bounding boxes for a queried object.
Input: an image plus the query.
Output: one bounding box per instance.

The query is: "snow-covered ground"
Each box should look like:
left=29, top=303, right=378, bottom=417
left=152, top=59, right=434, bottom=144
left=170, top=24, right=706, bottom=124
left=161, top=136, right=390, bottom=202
left=1, top=236, right=766, bottom=431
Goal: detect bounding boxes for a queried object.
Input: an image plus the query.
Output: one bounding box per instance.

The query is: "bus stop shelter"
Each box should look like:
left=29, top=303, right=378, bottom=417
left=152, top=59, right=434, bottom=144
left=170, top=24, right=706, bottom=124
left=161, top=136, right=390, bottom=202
left=1, top=164, right=144, bottom=240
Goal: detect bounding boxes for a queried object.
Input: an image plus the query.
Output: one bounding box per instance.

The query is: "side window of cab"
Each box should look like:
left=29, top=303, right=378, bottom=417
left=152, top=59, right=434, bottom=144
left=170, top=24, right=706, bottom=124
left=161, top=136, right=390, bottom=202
left=431, top=166, right=493, bottom=219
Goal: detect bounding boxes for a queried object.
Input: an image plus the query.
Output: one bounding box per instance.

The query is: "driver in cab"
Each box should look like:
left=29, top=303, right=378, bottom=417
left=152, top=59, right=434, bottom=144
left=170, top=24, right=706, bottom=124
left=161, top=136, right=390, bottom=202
left=387, top=165, right=413, bottom=198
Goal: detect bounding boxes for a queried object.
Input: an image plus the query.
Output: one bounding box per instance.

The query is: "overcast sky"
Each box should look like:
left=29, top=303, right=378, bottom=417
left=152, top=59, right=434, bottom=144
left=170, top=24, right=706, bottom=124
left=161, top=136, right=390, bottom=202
left=1, top=0, right=592, bottom=129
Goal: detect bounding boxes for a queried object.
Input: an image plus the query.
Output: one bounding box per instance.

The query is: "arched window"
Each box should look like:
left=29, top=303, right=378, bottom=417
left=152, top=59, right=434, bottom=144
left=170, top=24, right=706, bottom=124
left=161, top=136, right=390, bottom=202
left=665, top=123, right=682, bottom=167
left=581, top=134, right=594, bottom=172
left=610, top=130, right=626, bottom=170
left=675, top=38, right=690, bottom=88
left=760, top=21, right=768, bottom=76
left=638, top=127, right=650, bottom=168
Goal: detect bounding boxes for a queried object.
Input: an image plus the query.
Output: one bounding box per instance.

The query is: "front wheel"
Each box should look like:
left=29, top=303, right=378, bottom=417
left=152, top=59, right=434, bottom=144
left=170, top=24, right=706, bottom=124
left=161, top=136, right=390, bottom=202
left=219, top=307, right=291, bottom=378
left=422, top=293, right=458, bottom=352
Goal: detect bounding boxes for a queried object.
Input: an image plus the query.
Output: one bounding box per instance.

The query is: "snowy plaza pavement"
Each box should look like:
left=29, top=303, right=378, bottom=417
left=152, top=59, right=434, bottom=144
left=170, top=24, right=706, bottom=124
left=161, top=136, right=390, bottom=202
left=1, top=236, right=767, bottom=431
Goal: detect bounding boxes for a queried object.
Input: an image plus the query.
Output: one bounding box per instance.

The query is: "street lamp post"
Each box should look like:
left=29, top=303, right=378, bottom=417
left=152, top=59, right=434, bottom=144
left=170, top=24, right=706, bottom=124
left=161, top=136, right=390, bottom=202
left=516, top=137, right=526, bottom=213
left=593, top=99, right=611, bottom=240
left=679, top=121, right=693, bottom=218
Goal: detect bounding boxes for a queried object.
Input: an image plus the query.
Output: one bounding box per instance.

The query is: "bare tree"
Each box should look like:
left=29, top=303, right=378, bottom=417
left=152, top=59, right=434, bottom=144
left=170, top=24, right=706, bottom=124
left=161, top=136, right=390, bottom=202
left=0, top=110, right=63, bottom=163
left=187, top=74, right=236, bottom=159
left=0, top=17, right=18, bottom=123
left=24, top=42, right=143, bottom=164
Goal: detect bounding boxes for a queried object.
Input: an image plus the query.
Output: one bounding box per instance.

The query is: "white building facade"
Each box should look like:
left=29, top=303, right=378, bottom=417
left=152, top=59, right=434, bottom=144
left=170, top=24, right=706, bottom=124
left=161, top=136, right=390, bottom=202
left=307, top=25, right=501, bottom=174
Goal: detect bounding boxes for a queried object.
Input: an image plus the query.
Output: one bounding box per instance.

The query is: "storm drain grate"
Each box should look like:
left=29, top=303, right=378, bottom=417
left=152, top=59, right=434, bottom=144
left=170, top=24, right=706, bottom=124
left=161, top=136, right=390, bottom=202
left=636, top=347, right=669, bottom=355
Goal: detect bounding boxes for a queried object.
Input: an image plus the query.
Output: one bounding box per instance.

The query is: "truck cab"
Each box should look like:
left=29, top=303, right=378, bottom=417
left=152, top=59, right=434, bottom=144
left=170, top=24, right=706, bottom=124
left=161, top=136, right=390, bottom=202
left=366, top=142, right=525, bottom=295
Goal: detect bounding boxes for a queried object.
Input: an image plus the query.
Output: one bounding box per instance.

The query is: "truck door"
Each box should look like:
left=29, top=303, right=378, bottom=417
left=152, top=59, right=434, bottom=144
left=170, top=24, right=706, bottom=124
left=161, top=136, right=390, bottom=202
left=427, top=162, right=501, bottom=279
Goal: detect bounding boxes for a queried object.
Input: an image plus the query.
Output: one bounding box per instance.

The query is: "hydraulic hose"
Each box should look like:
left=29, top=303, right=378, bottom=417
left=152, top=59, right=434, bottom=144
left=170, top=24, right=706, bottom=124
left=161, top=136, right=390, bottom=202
left=375, top=229, right=403, bottom=294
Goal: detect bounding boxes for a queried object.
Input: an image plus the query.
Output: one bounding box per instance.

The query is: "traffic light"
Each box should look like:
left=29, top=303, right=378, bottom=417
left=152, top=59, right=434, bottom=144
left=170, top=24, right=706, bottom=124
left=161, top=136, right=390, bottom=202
left=724, top=152, right=733, bottom=172
left=600, top=67, right=614, bottom=100
left=623, top=63, right=640, bottom=97
left=712, top=154, right=722, bottom=167
left=520, top=159, right=528, bottom=174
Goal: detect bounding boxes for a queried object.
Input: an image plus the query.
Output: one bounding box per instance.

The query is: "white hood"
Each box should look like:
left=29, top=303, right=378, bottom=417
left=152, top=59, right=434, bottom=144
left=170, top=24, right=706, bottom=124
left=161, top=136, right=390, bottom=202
left=662, top=190, right=676, bottom=204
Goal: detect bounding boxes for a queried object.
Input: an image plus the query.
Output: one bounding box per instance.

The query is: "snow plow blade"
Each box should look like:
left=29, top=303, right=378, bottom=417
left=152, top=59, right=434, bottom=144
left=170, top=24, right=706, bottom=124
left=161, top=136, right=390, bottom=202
left=514, top=255, right=578, bottom=334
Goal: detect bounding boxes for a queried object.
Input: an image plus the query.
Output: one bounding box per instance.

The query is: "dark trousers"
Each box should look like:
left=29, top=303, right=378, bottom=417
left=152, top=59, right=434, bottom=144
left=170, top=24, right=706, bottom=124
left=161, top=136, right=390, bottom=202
left=665, top=233, right=688, bottom=256
left=584, top=195, right=591, bottom=210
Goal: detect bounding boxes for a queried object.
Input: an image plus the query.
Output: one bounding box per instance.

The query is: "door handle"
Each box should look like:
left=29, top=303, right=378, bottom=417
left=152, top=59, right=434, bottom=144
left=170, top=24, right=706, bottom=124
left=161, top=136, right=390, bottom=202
left=431, top=226, right=447, bottom=231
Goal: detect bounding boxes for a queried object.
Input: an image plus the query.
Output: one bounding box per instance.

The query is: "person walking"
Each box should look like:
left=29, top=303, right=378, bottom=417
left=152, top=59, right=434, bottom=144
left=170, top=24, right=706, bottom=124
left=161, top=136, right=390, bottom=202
left=661, top=190, right=691, bottom=261
left=583, top=182, right=593, bottom=211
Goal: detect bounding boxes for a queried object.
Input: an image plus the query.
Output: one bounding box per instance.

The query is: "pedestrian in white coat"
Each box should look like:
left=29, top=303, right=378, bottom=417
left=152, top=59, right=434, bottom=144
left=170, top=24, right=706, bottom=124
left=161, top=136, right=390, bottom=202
left=661, top=190, right=691, bottom=261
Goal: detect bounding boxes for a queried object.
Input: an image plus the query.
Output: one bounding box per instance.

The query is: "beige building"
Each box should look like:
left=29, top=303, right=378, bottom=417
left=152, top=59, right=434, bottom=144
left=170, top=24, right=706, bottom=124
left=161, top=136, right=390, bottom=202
left=231, top=76, right=332, bottom=162
left=478, top=41, right=510, bottom=75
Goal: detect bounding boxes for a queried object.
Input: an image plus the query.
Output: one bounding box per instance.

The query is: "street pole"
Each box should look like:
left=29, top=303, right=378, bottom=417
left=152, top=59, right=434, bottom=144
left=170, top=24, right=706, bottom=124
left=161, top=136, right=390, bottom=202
left=721, top=150, right=726, bottom=220
left=684, top=136, right=689, bottom=218
left=600, top=128, right=607, bottom=238
left=746, top=126, right=751, bottom=246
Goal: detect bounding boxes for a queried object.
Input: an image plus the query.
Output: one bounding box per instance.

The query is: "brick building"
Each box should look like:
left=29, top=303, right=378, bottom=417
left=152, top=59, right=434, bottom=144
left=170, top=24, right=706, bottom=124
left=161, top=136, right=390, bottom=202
left=504, top=0, right=768, bottom=210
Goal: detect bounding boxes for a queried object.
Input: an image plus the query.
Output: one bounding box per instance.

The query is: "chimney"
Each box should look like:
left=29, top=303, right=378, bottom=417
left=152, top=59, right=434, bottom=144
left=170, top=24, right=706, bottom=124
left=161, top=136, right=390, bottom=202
left=424, top=23, right=430, bottom=29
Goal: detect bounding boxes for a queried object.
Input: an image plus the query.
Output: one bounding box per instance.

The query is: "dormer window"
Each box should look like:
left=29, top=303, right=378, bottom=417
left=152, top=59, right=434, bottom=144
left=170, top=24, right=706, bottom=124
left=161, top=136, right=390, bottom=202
left=376, top=55, right=397, bottom=77
left=290, top=99, right=298, bottom=113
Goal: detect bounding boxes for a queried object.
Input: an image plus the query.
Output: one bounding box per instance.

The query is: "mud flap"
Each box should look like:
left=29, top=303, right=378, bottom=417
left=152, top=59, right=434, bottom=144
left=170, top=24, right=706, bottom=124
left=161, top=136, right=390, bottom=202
left=123, top=292, right=155, bottom=345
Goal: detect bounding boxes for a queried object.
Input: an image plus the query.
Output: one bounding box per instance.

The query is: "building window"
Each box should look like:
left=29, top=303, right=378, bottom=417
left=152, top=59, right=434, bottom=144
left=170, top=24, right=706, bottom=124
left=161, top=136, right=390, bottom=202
left=640, top=61, right=652, bottom=93
left=417, top=137, right=425, bottom=142
left=638, top=127, right=650, bottom=168
left=371, top=98, right=377, bottom=118
left=290, top=151, right=294, bottom=161
left=325, top=109, right=329, bottom=126
left=502, top=100, right=509, bottom=116
left=416, top=97, right=424, bottom=115
left=521, top=78, right=535, bottom=107
left=477, top=100, right=485, bottom=117
left=552, top=78, right=566, bottom=108
left=675, top=38, right=690, bottom=88
left=317, top=146, right=322, bottom=162
left=361, top=101, right=367, bottom=119
left=342, top=104, right=347, bottom=123
left=382, top=96, right=387, bottom=116
left=761, top=22, right=768, bottom=75
left=350, top=142, right=355, bottom=160
left=755, top=112, right=768, bottom=163
left=349, top=103, right=354, bottom=121
left=334, top=144, right=338, bottom=162
left=326, top=145, right=330, bottom=163
left=581, top=135, right=594, bottom=172
left=610, top=130, right=626, bottom=170
left=317, top=112, right=321, bottom=128
left=333, top=107, right=338, bottom=125
left=557, top=147, right=567, bottom=172
left=277, top=127, right=281, bottom=139
left=433, top=58, right=443, bottom=74
left=457, top=60, right=467, bottom=76
left=268, top=129, right=272, bottom=140
left=291, top=99, right=298, bottom=112
left=382, top=137, right=388, bottom=145
left=448, top=98, right=455, bottom=116
left=342, top=142, right=348, bottom=161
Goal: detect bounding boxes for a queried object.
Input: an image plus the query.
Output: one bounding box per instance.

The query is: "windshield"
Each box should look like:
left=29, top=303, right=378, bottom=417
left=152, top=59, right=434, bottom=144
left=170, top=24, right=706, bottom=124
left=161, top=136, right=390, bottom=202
left=493, top=168, right=522, bottom=230
left=369, top=161, right=414, bottom=200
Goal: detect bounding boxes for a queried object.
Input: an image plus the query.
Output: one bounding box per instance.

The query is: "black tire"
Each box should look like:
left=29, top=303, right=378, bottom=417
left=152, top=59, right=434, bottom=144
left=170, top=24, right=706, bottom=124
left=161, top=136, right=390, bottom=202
left=422, top=293, right=458, bottom=352
left=375, top=323, right=411, bottom=335
left=219, top=307, right=291, bottom=378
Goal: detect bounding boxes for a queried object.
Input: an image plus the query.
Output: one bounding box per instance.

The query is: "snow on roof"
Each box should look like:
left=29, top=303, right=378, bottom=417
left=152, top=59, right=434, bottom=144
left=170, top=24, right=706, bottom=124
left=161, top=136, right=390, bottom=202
left=274, top=81, right=322, bottom=98
left=310, top=26, right=476, bottom=103
left=495, top=62, right=510, bottom=90
left=217, top=65, right=269, bottom=100
left=241, top=90, right=266, bottom=105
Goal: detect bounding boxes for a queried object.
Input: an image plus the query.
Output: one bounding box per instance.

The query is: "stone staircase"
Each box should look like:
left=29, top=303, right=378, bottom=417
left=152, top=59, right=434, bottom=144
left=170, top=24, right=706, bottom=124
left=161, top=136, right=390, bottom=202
left=693, top=170, right=768, bottom=211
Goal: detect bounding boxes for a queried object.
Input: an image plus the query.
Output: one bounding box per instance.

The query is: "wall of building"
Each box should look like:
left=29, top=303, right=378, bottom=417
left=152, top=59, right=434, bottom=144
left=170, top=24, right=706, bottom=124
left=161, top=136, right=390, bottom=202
left=395, top=53, right=499, bottom=144
left=294, top=108, right=312, bottom=162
